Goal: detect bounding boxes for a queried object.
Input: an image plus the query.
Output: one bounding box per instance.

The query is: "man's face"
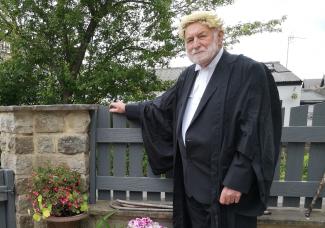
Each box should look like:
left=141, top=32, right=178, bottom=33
left=184, top=22, right=223, bottom=68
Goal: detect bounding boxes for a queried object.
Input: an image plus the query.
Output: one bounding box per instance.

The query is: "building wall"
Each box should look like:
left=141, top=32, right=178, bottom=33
left=277, top=85, right=302, bottom=126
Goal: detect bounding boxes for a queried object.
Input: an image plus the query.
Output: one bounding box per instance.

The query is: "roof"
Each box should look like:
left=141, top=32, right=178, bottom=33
left=155, top=67, right=185, bottom=81
left=302, top=78, right=325, bottom=89
left=301, top=89, right=325, bottom=104
left=156, top=61, right=302, bottom=86
left=263, top=62, right=302, bottom=85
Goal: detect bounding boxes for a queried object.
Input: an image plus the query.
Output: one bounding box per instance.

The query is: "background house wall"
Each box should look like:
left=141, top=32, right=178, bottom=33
left=277, top=85, right=301, bottom=125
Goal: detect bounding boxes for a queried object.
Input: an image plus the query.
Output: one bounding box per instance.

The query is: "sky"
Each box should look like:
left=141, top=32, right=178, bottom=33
left=170, top=0, right=325, bottom=80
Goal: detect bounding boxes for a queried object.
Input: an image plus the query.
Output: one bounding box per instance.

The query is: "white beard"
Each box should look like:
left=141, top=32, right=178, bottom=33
left=187, top=41, right=219, bottom=67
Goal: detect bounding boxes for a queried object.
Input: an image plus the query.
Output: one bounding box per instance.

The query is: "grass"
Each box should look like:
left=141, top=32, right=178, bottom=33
left=279, top=145, right=309, bottom=181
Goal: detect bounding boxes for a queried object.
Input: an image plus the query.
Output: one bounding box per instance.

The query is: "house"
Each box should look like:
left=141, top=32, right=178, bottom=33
left=302, top=76, right=324, bottom=90
left=301, top=76, right=325, bottom=104
left=264, top=62, right=302, bottom=125
left=300, top=89, right=325, bottom=105
left=155, top=61, right=303, bottom=126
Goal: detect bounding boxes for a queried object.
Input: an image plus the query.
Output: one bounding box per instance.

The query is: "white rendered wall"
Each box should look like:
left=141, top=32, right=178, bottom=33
left=277, top=85, right=302, bottom=126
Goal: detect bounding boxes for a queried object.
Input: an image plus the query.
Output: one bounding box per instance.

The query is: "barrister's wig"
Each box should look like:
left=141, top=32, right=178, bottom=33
left=178, top=11, right=224, bottom=40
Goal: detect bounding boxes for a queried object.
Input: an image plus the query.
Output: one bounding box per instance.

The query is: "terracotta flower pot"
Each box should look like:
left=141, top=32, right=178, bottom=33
left=46, top=213, right=88, bottom=228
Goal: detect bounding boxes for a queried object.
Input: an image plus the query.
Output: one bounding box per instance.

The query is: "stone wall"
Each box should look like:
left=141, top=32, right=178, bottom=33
left=0, top=105, right=97, bottom=228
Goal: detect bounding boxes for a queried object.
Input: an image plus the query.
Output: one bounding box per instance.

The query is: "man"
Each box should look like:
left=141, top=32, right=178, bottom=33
left=110, top=11, right=282, bottom=228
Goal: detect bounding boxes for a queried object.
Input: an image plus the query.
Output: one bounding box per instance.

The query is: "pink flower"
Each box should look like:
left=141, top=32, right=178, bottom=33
left=127, top=217, right=165, bottom=228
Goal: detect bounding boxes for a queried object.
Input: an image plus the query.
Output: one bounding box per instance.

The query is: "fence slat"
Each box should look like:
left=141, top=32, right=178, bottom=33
left=89, top=109, right=97, bottom=204
left=96, top=125, right=325, bottom=143
left=283, top=105, right=308, bottom=207
left=112, top=114, right=127, bottom=200
left=270, top=181, right=325, bottom=197
left=97, top=128, right=142, bottom=143
left=281, top=126, right=325, bottom=142
left=97, top=106, right=111, bottom=200
left=305, top=102, right=325, bottom=209
left=0, top=170, right=16, bottom=228
left=97, top=176, right=173, bottom=192
left=0, top=202, right=5, bottom=228
left=165, top=170, right=174, bottom=202
left=147, top=166, right=162, bottom=201
left=128, top=120, right=144, bottom=200
left=0, top=170, right=6, bottom=228
left=4, top=170, right=15, bottom=228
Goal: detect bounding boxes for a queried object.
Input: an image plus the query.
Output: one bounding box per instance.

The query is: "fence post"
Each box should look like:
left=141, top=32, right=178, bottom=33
left=5, top=170, right=16, bottom=228
left=89, top=109, right=98, bottom=204
left=0, top=169, right=16, bottom=228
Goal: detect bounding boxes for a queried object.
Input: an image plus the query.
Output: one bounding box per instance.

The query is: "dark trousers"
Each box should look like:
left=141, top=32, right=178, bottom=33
left=185, top=195, right=257, bottom=228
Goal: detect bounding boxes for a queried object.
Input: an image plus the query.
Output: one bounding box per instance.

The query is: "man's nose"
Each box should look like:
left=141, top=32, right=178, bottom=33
left=193, top=37, right=200, bottom=48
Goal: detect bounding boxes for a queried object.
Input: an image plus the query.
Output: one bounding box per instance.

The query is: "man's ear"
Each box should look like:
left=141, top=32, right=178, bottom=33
left=217, top=30, right=224, bottom=48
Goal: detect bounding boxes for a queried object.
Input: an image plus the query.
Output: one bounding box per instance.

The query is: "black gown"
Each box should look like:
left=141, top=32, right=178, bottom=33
left=125, top=51, right=282, bottom=228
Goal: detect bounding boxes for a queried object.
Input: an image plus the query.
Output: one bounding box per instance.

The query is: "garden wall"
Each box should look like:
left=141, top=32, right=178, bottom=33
left=0, top=105, right=97, bottom=228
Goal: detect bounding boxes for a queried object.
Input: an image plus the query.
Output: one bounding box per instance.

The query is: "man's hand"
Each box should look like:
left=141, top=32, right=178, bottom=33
left=219, top=186, right=242, bottom=205
left=109, top=101, right=126, bottom=113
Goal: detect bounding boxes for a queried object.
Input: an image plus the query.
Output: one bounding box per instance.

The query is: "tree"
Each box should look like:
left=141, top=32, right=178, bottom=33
left=0, top=0, right=285, bottom=105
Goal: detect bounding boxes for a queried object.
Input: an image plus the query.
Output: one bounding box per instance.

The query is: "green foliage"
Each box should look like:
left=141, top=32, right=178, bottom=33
left=224, top=16, right=287, bottom=46
left=279, top=146, right=309, bottom=181
left=0, top=0, right=285, bottom=105
left=95, top=210, right=117, bottom=228
left=302, top=151, right=309, bottom=181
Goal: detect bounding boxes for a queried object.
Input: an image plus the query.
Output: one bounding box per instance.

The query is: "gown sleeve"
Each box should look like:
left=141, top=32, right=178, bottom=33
left=125, top=71, right=188, bottom=175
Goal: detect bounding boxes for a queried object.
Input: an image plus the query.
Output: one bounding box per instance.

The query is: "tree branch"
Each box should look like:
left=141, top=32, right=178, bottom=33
left=70, top=17, right=99, bottom=78
left=115, top=0, right=150, bottom=4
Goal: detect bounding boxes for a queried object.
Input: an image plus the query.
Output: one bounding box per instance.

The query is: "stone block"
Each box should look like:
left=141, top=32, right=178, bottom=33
left=0, top=134, right=33, bottom=154
left=33, top=153, right=89, bottom=175
left=0, top=113, right=14, bottom=132
left=33, top=220, right=47, bottom=228
left=65, top=111, right=91, bottom=133
left=57, top=134, right=88, bottom=154
left=80, top=174, right=89, bottom=193
left=1, top=153, right=33, bottom=175
left=16, top=194, right=31, bottom=214
left=0, top=112, right=33, bottom=133
left=65, top=154, right=89, bottom=175
left=36, top=135, right=54, bottom=153
left=0, top=132, right=9, bottom=152
left=13, top=111, right=33, bottom=134
left=34, top=112, right=64, bottom=133
left=12, top=135, right=34, bottom=154
left=15, top=176, right=30, bottom=195
left=16, top=214, right=34, bottom=228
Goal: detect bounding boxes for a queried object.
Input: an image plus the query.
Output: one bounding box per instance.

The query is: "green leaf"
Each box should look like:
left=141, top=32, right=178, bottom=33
left=80, top=202, right=88, bottom=212
left=37, top=195, right=43, bottom=202
left=33, top=213, right=41, bottom=222
left=42, top=207, right=51, bottom=218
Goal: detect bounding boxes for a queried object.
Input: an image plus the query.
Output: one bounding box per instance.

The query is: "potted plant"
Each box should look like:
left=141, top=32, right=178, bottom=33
left=28, top=164, right=89, bottom=228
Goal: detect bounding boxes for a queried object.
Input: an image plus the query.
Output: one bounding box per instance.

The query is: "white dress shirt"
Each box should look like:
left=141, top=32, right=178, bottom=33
left=182, top=47, right=224, bottom=144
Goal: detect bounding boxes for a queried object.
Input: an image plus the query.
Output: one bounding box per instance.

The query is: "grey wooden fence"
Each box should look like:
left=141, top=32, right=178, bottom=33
left=0, top=169, right=16, bottom=228
left=269, top=102, right=325, bottom=208
left=89, top=102, right=325, bottom=209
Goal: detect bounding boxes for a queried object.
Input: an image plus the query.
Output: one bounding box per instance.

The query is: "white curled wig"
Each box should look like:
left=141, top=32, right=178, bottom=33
left=178, top=11, right=224, bottom=40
